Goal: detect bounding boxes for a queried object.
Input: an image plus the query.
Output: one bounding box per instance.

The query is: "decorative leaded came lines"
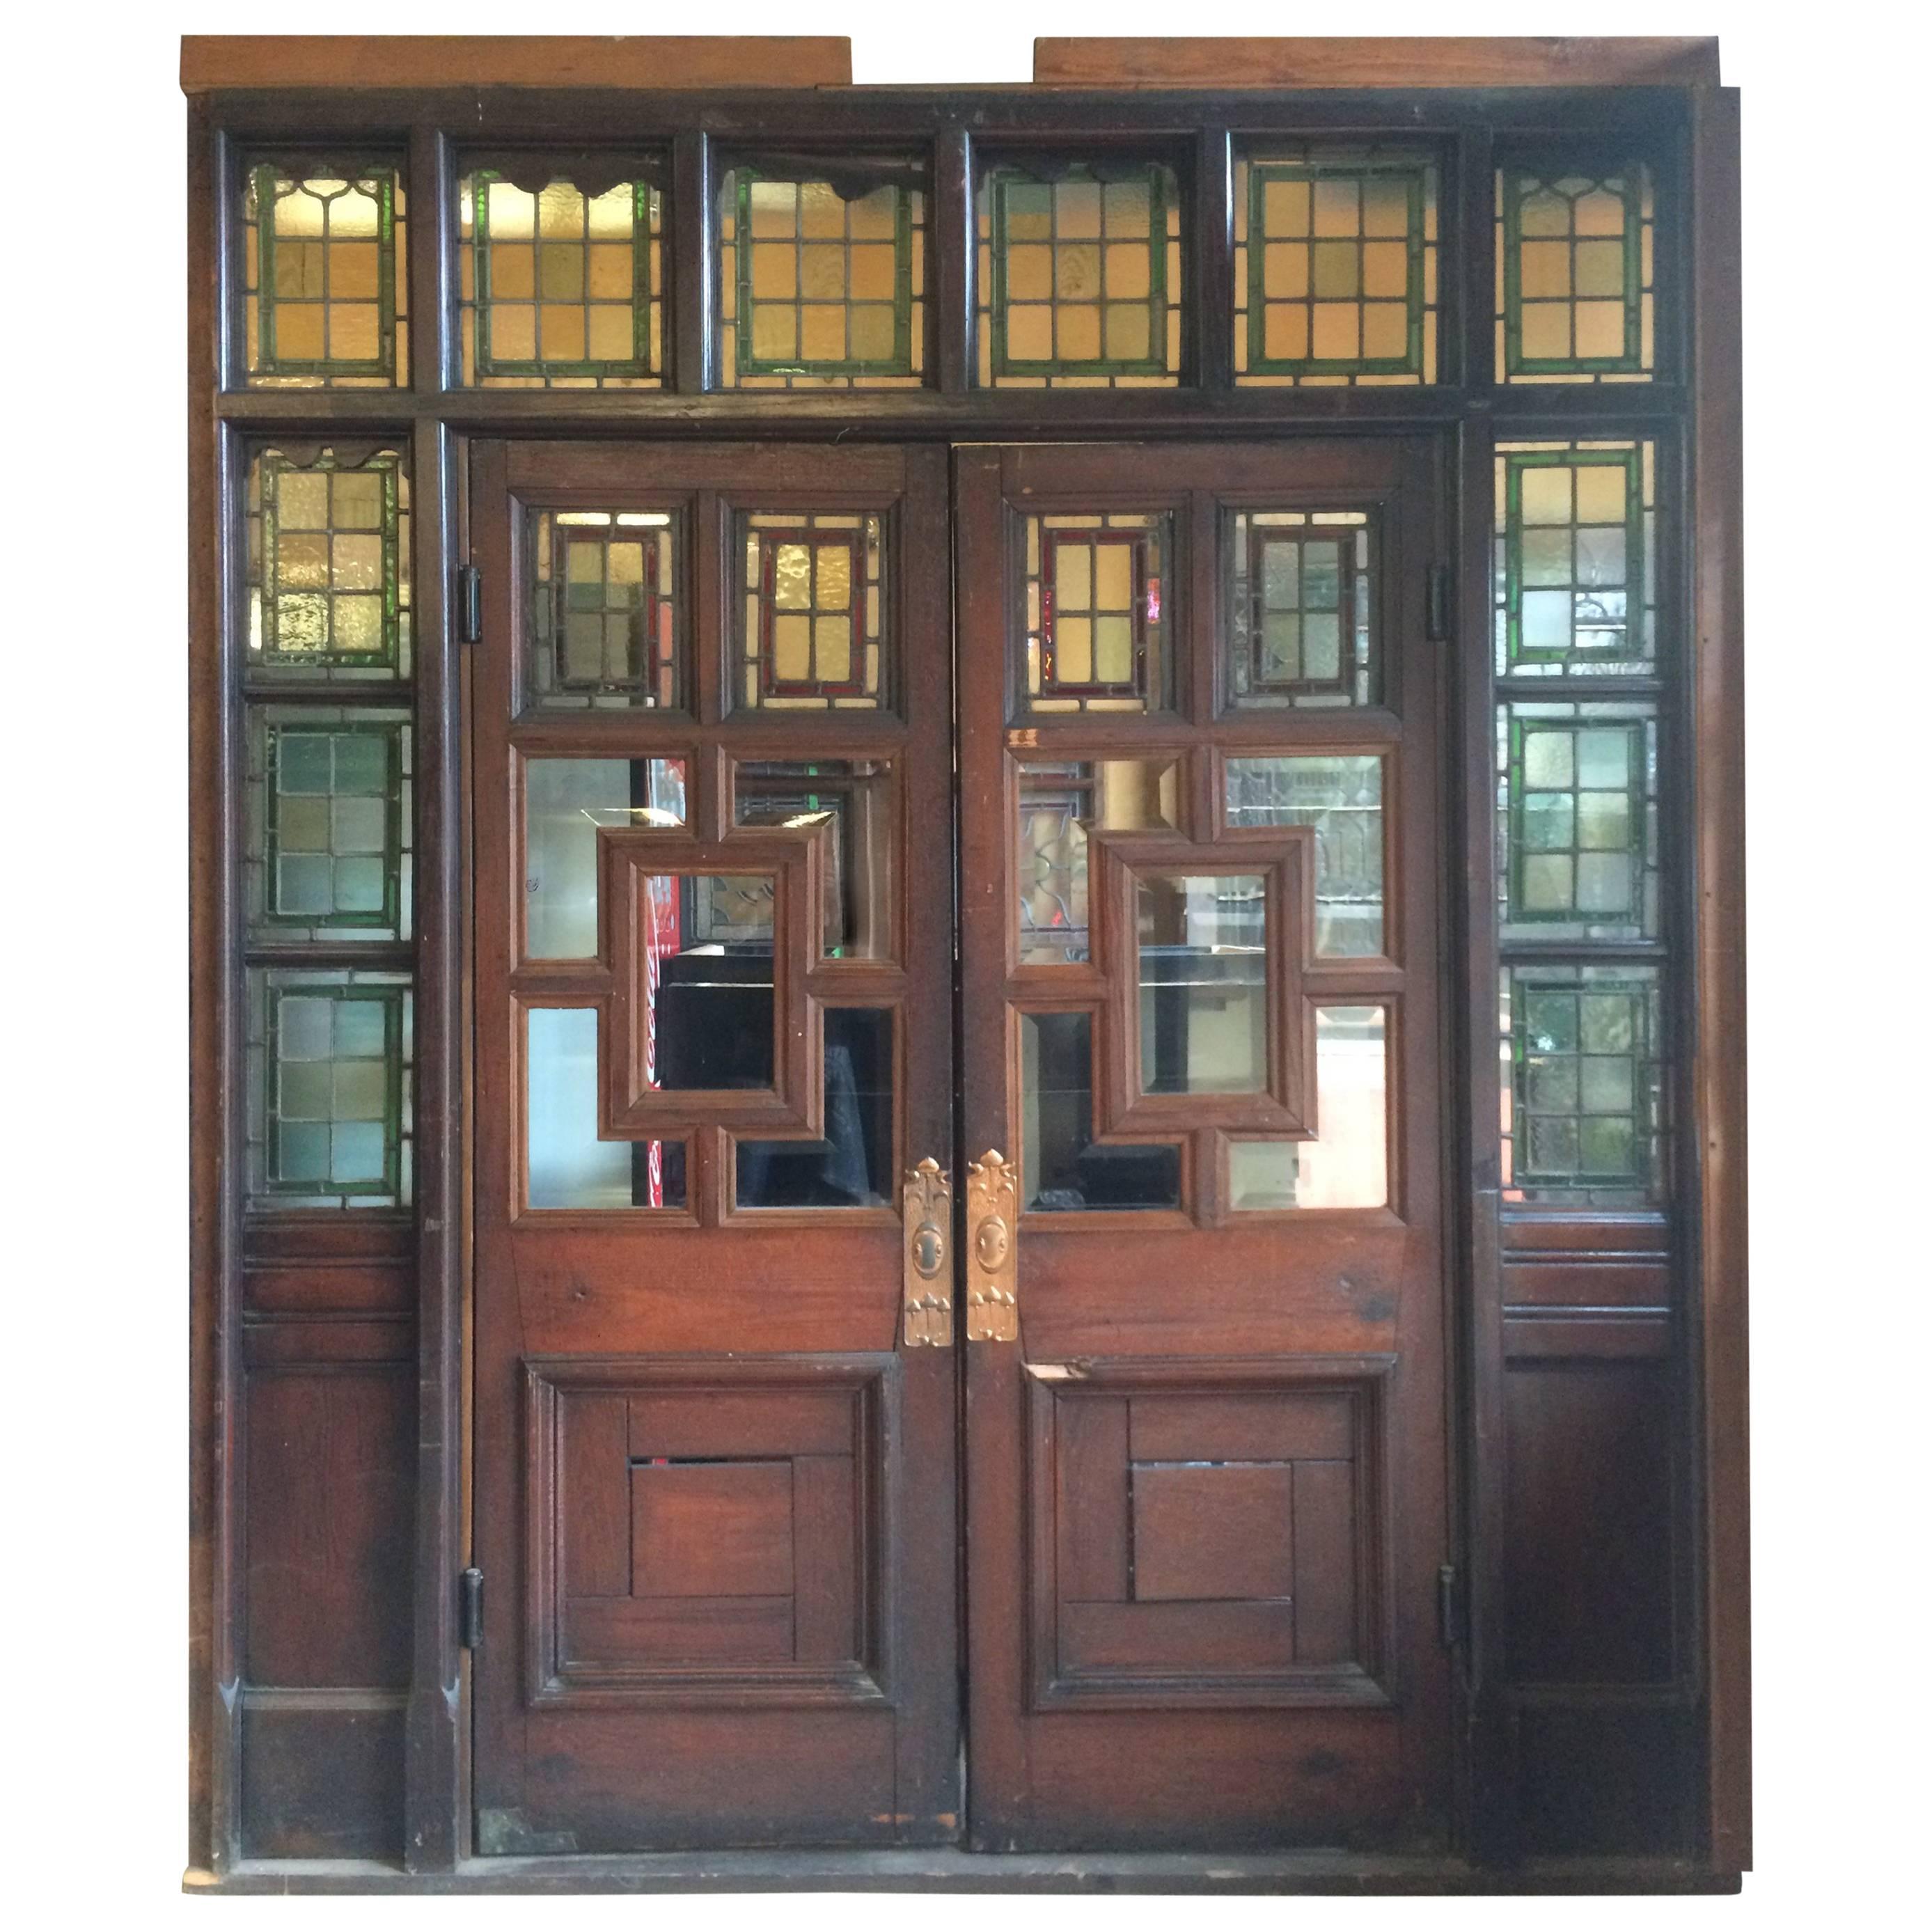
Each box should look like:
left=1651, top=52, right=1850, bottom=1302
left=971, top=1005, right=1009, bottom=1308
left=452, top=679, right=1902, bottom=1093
left=736, top=513, right=886, bottom=709
left=1498, top=161, right=1655, bottom=382
left=1016, top=759, right=1179, bottom=966
left=529, top=510, right=682, bottom=710
left=1226, top=511, right=1376, bottom=709
left=1021, top=513, right=1172, bottom=713
left=1495, top=442, right=1655, bottom=677
left=978, top=162, right=1181, bottom=386
left=1234, top=150, right=1438, bottom=384
left=243, top=161, right=407, bottom=386
left=459, top=168, right=663, bottom=386
left=717, top=166, right=925, bottom=386
left=1224, top=755, right=1386, bottom=959
left=246, top=447, right=411, bottom=680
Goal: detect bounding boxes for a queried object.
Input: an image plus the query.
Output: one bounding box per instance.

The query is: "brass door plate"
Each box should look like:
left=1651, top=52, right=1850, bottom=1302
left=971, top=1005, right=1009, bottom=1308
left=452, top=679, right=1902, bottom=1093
left=902, top=1156, right=954, bottom=1347
left=965, top=1149, right=1020, bottom=1342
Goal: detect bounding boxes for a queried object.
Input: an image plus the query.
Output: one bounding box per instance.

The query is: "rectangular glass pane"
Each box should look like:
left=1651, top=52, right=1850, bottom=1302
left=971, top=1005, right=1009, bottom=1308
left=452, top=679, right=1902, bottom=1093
left=459, top=168, right=663, bottom=387
left=1495, top=441, right=1656, bottom=677
left=1230, top=1007, right=1388, bottom=1209
left=645, top=874, right=776, bottom=1092
left=246, top=707, right=412, bottom=941
left=1137, top=873, right=1268, bottom=1096
left=735, top=1008, right=894, bottom=1207
left=1021, top=512, right=1172, bottom=714
left=1021, top=1011, right=1181, bottom=1211
left=1498, top=161, right=1655, bottom=384
left=528, top=510, right=682, bottom=709
left=977, top=162, right=1181, bottom=388
left=1502, top=964, right=1665, bottom=1206
left=734, top=760, right=893, bottom=958
left=1225, top=510, right=1375, bottom=709
left=1224, top=755, right=1384, bottom=956
left=246, top=968, right=411, bottom=1210
left=736, top=512, right=886, bottom=709
left=526, top=1007, right=684, bottom=1209
left=1234, top=149, right=1438, bottom=386
left=718, top=166, right=925, bottom=387
left=244, top=160, right=406, bottom=386
left=523, top=757, right=688, bottom=959
left=1018, top=759, right=1179, bottom=964
left=246, top=447, right=410, bottom=681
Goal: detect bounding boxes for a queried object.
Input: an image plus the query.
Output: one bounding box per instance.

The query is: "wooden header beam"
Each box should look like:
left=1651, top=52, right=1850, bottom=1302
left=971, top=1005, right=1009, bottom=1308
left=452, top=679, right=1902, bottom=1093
left=180, top=36, right=853, bottom=94
left=1034, top=36, right=1721, bottom=89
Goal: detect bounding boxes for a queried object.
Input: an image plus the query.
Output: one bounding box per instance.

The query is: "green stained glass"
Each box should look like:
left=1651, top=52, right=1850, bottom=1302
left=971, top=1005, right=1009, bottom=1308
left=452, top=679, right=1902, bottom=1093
left=247, top=448, right=410, bottom=680
left=1499, top=162, right=1654, bottom=382
left=244, top=162, right=405, bottom=386
left=255, top=717, right=409, bottom=936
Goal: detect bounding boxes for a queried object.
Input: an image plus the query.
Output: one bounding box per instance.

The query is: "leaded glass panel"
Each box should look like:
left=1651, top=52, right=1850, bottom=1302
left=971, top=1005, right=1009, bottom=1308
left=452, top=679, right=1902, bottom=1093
left=1228, top=1007, right=1388, bottom=1210
left=1016, top=759, right=1179, bottom=965
left=1498, top=162, right=1655, bottom=382
left=1495, top=441, right=1656, bottom=677
left=246, top=448, right=411, bottom=681
left=243, top=161, right=407, bottom=386
left=1501, top=964, right=1664, bottom=1206
left=1226, top=510, right=1375, bottom=709
left=246, top=969, right=412, bottom=1209
left=716, top=166, right=925, bottom=386
left=528, top=510, right=682, bottom=709
left=735, top=513, right=886, bottom=710
left=1021, top=512, right=1173, bottom=714
left=246, top=708, right=412, bottom=942
left=1223, top=755, right=1385, bottom=957
left=459, top=168, right=663, bottom=386
left=1234, top=149, right=1438, bottom=385
left=977, top=162, right=1181, bottom=387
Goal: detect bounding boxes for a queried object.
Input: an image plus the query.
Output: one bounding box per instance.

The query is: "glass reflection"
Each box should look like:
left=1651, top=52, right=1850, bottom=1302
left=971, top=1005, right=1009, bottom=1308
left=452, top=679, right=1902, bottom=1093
left=734, top=758, right=891, bottom=957
left=525, top=1007, right=685, bottom=1209
left=1136, top=873, right=1269, bottom=1095
left=641, top=874, right=776, bottom=1092
left=524, top=756, right=686, bottom=958
left=736, top=1008, right=894, bottom=1207
left=1228, top=1007, right=1387, bottom=1210
left=1021, top=1011, right=1181, bottom=1211
left=1017, top=758, right=1178, bottom=964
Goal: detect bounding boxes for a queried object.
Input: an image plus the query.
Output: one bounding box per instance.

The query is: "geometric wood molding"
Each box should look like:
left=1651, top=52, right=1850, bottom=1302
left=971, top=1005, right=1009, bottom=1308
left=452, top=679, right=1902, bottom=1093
left=1026, top=1356, right=1395, bottom=1709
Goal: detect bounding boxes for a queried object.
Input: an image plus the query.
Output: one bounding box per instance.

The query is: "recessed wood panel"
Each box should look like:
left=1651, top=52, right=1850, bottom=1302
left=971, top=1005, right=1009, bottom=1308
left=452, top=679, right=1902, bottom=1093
left=631, top=1461, right=796, bottom=1599
left=237, top=1697, right=405, bottom=1860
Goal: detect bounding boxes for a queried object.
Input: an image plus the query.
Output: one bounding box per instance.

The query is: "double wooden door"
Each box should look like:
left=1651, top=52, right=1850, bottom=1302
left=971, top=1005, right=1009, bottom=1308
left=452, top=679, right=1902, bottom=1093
left=469, top=437, right=1450, bottom=1855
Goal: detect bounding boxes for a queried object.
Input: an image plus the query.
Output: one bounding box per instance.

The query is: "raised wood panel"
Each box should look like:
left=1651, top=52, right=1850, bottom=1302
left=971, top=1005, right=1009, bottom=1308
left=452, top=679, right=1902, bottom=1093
left=238, top=1695, right=406, bottom=1860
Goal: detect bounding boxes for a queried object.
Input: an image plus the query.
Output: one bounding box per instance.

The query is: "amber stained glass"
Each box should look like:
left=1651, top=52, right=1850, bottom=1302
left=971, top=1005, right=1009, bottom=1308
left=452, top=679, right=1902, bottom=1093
left=1499, top=162, right=1654, bottom=382
left=1021, top=513, right=1172, bottom=714
left=737, top=514, right=886, bottom=709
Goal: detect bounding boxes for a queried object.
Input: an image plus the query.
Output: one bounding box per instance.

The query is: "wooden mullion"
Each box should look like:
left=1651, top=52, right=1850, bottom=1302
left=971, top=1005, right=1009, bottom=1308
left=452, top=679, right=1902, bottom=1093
left=1190, top=129, right=1234, bottom=393
left=407, top=123, right=453, bottom=397
left=934, top=124, right=973, bottom=397
left=672, top=131, right=713, bottom=396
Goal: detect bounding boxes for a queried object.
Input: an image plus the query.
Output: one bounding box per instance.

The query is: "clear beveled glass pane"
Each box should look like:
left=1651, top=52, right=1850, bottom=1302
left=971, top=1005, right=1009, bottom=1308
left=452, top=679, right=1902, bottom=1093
left=643, top=874, right=776, bottom=1092
left=1136, top=873, right=1269, bottom=1096
left=734, top=759, right=892, bottom=957
left=526, top=1006, right=684, bottom=1209
left=523, top=757, right=688, bottom=958
left=1017, top=759, right=1179, bottom=964
left=1229, top=1007, right=1388, bottom=1209
left=1224, top=755, right=1384, bottom=956
left=1021, top=1011, right=1181, bottom=1211
left=735, top=1008, right=894, bottom=1207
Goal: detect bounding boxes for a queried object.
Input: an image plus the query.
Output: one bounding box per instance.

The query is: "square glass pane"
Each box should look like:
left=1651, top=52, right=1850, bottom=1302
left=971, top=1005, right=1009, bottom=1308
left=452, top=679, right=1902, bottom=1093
left=736, top=1008, right=894, bottom=1207
left=526, top=1007, right=684, bottom=1209
left=522, top=757, right=688, bottom=959
left=1136, top=873, right=1268, bottom=1096
left=734, top=760, right=893, bottom=958
left=641, top=874, right=777, bottom=1092
left=1224, top=755, right=1384, bottom=956
left=1230, top=1006, right=1388, bottom=1209
left=735, top=513, right=887, bottom=710
left=1225, top=511, right=1376, bottom=710
left=528, top=510, right=682, bottom=709
left=1021, top=512, right=1173, bottom=714
left=1017, top=759, right=1179, bottom=964
left=1021, top=1011, right=1181, bottom=1211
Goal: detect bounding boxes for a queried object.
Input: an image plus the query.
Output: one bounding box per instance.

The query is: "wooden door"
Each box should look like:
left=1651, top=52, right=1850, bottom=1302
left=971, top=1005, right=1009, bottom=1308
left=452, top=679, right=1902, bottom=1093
left=957, top=440, right=1452, bottom=1851
left=469, top=441, right=959, bottom=1853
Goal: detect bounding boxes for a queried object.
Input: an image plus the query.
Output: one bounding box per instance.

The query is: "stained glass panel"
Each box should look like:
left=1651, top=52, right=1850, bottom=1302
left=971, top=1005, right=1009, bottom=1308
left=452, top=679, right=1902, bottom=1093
left=1234, top=150, right=1438, bottom=385
left=1017, top=759, right=1179, bottom=965
left=528, top=510, right=682, bottom=709
left=1229, top=1007, right=1388, bottom=1209
left=717, top=167, right=925, bottom=386
left=459, top=169, right=662, bottom=387
left=736, top=513, right=886, bottom=709
left=977, top=162, right=1181, bottom=387
left=1021, top=512, right=1172, bottom=714
left=1226, top=510, right=1374, bottom=709
left=1224, top=755, right=1384, bottom=957
left=1498, top=162, right=1655, bottom=382
left=246, top=448, right=410, bottom=681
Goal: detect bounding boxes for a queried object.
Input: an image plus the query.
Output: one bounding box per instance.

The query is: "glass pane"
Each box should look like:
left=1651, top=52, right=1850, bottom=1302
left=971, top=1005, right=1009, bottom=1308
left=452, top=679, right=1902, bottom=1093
left=459, top=171, right=661, bottom=387
left=526, top=1007, right=684, bottom=1209
left=736, top=1008, right=894, bottom=1207
left=246, top=707, right=412, bottom=941
left=524, top=757, right=689, bottom=958
left=1494, top=442, right=1656, bottom=677
left=1498, top=162, right=1654, bottom=383
left=1224, top=755, right=1384, bottom=956
left=1021, top=1011, right=1181, bottom=1211
left=734, top=759, right=893, bottom=958
left=246, top=969, right=411, bottom=1210
left=645, top=874, right=777, bottom=1092
left=1021, top=512, right=1172, bottom=714
left=246, top=447, right=411, bottom=681
left=1234, top=150, right=1437, bottom=386
left=1499, top=705, right=1658, bottom=939
left=1225, top=510, right=1374, bottom=709
left=1017, top=759, right=1179, bottom=964
left=528, top=510, right=682, bottom=709
left=1502, top=964, right=1664, bottom=1206
left=244, top=160, right=407, bottom=386
left=1136, top=872, right=1269, bottom=1096
left=977, top=162, right=1181, bottom=388
left=717, top=166, right=925, bottom=388
left=735, top=512, right=886, bottom=709
left=1230, top=1007, right=1387, bottom=1209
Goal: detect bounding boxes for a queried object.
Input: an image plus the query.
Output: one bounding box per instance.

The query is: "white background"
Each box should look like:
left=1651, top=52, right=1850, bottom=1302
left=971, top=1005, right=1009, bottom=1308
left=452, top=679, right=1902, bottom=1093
left=3, top=3, right=1926, bottom=1925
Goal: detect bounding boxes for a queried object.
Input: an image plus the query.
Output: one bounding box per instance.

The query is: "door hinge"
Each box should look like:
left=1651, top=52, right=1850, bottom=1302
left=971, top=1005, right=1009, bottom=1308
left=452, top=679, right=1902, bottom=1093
left=455, top=563, right=483, bottom=643
left=458, top=1566, right=485, bottom=1649
left=1427, top=563, right=1453, bottom=642
left=1437, top=1562, right=1463, bottom=1649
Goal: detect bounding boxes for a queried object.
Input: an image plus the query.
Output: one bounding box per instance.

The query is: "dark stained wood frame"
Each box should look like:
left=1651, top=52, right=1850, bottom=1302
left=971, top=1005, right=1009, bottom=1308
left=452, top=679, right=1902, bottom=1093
left=184, top=42, right=1745, bottom=1894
